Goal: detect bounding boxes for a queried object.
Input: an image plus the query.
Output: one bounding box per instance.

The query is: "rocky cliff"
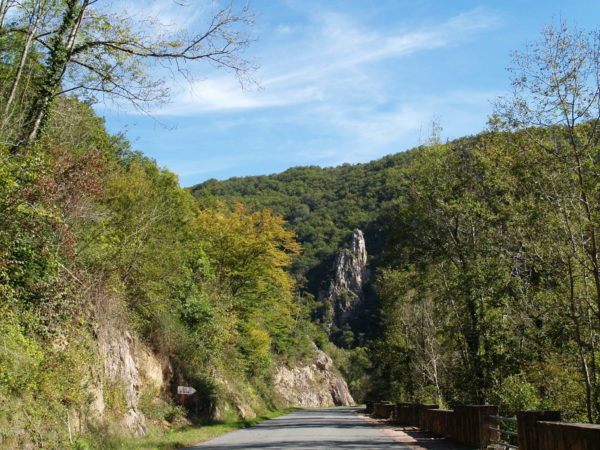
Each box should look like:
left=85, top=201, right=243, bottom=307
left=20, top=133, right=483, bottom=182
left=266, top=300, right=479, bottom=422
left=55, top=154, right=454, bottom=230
left=274, top=348, right=354, bottom=407
left=320, top=229, right=369, bottom=332
left=91, top=320, right=353, bottom=433
left=91, top=307, right=173, bottom=436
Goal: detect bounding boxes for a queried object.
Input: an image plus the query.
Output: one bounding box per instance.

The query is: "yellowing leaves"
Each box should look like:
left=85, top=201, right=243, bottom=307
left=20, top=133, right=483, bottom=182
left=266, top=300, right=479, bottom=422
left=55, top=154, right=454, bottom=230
left=194, top=201, right=303, bottom=365
left=195, top=201, right=300, bottom=304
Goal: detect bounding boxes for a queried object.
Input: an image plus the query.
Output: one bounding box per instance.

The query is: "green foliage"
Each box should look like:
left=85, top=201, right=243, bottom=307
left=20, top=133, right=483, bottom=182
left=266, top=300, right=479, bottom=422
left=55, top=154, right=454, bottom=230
left=192, top=201, right=314, bottom=377
left=0, top=92, right=311, bottom=445
left=190, top=153, right=416, bottom=295
left=322, top=342, right=372, bottom=403
left=488, top=374, right=540, bottom=417
left=0, top=311, right=43, bottom=393
left=374, top=123, right=599, bottom=420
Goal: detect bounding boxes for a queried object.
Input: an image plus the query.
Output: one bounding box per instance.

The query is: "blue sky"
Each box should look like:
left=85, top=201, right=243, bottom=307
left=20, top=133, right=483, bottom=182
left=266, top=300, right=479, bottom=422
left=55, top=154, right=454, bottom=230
left=99, top=0, right=599, bottom=187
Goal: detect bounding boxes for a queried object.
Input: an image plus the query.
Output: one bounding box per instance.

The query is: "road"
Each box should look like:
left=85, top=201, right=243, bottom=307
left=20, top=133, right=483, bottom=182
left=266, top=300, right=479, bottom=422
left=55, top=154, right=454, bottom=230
left=185, top=407, right=471, bottom=449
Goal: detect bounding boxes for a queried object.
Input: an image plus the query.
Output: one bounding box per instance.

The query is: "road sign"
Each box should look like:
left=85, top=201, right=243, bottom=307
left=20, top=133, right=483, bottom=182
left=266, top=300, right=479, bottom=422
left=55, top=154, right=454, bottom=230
left=177, top=386, right=196, bottom=395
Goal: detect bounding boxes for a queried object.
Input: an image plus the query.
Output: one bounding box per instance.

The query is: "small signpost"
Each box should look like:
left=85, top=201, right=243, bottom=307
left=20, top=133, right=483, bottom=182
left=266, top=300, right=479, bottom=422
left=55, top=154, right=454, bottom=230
left=177, top=386, right=197, bottom=395
left=177, top=386, right=196, bottom=407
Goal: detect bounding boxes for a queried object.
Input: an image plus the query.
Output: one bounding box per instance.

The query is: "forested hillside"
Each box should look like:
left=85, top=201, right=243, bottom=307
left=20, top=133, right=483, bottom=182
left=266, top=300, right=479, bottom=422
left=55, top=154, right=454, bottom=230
left=190, top=152, right=419, bottom=361
left=191, top=152, right=416, bottom=287
left=195, top=122, right=600, bottom=424
left=1, top=100, right=325, bottom=447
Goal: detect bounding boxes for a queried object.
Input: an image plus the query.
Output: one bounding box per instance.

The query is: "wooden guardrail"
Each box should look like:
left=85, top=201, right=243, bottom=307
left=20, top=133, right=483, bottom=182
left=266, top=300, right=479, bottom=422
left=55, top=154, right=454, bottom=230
left=395, top=402, right=437, bottom=426
left=367, top=402, right=600, bottom=450
left=372, top=401, right=394, bottom=419
left=489, top=415, right=518, bottom=449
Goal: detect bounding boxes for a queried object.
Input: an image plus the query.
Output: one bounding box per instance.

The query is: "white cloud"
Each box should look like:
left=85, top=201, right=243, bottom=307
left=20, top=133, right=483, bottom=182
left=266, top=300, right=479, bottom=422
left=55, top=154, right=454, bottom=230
left=273, top=86, right=501, bottom=166
left=117, top=0, right=206, bottom=33
left=108, top=3, right=503, bottom=183
left=157, top=77, right=323, bottom=114
left=149, top=6, right=501, bottom=115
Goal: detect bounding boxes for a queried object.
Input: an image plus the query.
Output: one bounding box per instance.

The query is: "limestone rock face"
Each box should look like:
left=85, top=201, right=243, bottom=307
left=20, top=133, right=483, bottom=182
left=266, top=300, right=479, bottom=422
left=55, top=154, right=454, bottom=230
left=321, top=229, right=369, bottom=330
left=274, top=348, right=354, bottom=407
left=100, top=330, right=146, bottom=435
left=94, top=316, right=172, bottom=436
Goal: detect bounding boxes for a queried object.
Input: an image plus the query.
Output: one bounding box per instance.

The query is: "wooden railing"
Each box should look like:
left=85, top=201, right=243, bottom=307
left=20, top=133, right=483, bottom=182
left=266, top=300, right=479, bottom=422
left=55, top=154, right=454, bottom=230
left=365, top=402, right=600, bottom=450
left=489, top=415, right=518, bottom=449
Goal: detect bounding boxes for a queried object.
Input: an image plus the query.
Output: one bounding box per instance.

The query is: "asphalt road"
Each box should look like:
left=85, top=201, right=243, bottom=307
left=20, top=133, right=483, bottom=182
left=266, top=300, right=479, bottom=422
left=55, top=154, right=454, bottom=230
left=185, top=407, right=463, bottom=449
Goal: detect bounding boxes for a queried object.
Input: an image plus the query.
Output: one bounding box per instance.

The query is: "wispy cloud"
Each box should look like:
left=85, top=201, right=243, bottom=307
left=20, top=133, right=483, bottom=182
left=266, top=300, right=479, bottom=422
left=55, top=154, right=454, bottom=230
left=239, top=86, right=496, bottom=170
left=153, top=6, right=500, bottom=115
left=159, top=77, right=323, bottom=114
left=103, top=2, right=506, bottom=185
left=117, top=0, right=206, bottom=33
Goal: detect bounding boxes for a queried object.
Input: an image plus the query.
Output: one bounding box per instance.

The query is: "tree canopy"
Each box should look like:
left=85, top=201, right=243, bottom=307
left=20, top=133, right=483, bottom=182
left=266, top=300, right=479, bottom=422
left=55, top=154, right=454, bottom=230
left=0, top=0, right=254, bottom=150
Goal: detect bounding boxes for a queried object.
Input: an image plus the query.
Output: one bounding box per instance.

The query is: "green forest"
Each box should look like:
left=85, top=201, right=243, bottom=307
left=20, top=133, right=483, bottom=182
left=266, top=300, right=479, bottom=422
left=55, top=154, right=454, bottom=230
left=1, top=0, right=600, bottom=448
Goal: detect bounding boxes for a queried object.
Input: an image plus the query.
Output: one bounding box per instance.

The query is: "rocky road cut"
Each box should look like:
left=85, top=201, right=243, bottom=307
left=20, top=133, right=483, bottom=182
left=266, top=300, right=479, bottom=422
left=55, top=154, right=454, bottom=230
left=185, top=407, right=472, bottom=449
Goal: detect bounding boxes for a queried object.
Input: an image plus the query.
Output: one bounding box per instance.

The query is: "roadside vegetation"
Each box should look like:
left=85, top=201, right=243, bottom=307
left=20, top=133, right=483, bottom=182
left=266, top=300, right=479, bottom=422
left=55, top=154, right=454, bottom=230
left=0, top=2, right=313, bottom=447
left=80, top=408, right=298, bottom=450
left=371, top=24, right=600, bottom=422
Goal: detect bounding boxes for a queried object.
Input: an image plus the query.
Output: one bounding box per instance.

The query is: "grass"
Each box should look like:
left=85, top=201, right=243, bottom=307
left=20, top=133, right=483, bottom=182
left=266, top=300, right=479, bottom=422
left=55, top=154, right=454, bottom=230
left=120, top=408, right=299, bottom=450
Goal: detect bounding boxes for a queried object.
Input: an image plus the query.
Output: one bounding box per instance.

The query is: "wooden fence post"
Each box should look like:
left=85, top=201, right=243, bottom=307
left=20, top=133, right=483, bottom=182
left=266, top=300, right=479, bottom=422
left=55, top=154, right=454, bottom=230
left=418, top=404, right=439, bottom=428
left=475, top=405, right=499, bottom=449
left=450, top=405, right=499, bottom=448
left=518, top=410, right=562, bottom=450
left=537, top=421, right=600, bottom=449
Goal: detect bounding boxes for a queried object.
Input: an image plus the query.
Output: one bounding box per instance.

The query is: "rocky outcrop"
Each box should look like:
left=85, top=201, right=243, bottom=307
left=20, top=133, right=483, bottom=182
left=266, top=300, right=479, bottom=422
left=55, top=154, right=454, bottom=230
left=320, top=229, right=369, bottom=331
left=274, top=348, right=354, bottom=407
left=89, top=303, right=354, bottom=434
left=97, top=329, right=146, bottom=435
left=93, top=302, right=172, bottom=436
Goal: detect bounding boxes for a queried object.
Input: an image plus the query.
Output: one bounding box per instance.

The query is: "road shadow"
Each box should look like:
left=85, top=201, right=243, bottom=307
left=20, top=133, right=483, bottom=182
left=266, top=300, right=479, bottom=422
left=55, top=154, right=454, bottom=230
left=186, top=407, right=473, bottom=449
left=187, top=439, right=426, bottom=448
left=387, top=425, right=474, bottom=449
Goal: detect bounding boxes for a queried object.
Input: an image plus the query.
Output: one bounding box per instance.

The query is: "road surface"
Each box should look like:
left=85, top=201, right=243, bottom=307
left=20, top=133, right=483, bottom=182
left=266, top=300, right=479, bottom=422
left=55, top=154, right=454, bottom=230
left=185, top=407, right=471, bottom=449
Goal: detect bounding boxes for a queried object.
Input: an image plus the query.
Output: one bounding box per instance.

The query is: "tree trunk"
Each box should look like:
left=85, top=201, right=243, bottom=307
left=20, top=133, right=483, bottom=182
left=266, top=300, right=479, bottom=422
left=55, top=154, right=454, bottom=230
left=2, top=5, right=41, bottom=126
left=0, top=0, right=14, bottom=30
left=11, top=0, right=88, bottom=153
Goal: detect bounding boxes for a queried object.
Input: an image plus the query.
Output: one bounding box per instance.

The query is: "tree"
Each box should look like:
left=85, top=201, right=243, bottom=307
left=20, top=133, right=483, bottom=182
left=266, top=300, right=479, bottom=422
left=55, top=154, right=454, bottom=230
left=194, top=202, right=304, bottom=365
left=1, top=0, right=254, bottom=151
left=495, top=22, right=600, bottom=421
left=497, top=21, right=599, bottom=132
